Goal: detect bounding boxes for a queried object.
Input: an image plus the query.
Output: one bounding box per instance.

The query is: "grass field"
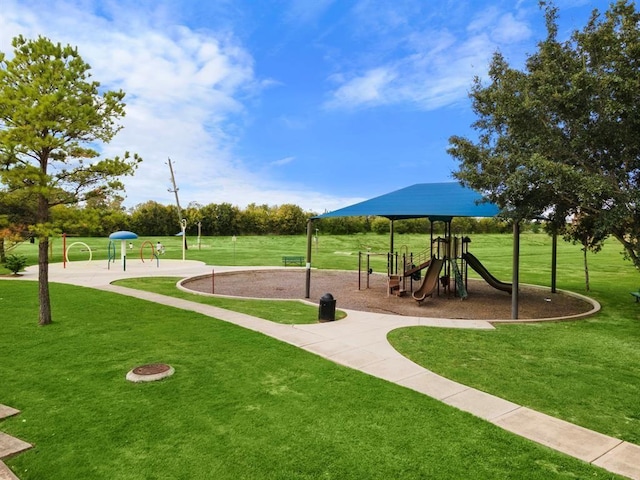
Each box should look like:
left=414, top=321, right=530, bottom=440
left=1, top=232, right=639, bottom=478
left=112, top=276, right=346, bottom=324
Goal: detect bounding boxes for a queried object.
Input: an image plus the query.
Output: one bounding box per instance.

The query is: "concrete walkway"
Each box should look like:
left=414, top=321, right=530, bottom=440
left=0, top=406, right=29, bottom=480
left=4, top=259, right=640, bottom=479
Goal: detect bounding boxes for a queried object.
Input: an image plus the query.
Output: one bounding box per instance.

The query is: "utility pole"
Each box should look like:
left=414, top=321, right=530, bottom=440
left=167, top=158, right=183, bottom=221
left=167, top=158, right=188, bottom=251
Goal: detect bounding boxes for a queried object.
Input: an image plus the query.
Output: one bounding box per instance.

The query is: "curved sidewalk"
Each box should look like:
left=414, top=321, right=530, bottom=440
left=10, top=260, right=640, bottom=480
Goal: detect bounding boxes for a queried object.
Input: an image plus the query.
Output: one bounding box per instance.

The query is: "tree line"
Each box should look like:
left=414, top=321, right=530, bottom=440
left=2, top=195, right=526, bottom=248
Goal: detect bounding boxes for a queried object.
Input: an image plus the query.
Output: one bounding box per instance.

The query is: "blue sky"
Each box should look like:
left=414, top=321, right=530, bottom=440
left=1, top=0, right=609, bottom=213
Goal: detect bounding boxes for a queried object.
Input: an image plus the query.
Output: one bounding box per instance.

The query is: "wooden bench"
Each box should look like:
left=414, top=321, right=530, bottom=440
left=282, top=256, right=305, bottom=266
left=631, top=291, right=640, bottom=302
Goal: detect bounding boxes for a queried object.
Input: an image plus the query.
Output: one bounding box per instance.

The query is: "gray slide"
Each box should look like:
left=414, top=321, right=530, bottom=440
left=412, top=257, right=445, bottom=303
left=463, top=253, right=512, bottom=294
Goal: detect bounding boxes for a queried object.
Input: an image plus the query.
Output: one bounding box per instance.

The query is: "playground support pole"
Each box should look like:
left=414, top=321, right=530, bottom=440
left=511, top=221, right=520, bottom=319
left=305, top=219, right=313, bottom=299
left=389, top=220, right=395, bottom=274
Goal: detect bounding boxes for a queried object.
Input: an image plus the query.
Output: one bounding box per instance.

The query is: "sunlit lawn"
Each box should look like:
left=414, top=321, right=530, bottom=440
left=112, top=276, right=346, bottom=324
left=1, top=232, right=639, bottom=478
left=0, top=281, right=623, bottom=479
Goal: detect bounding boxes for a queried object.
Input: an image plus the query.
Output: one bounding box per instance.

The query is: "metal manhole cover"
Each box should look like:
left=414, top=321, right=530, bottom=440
left=126, top=363, right=175, bottom=383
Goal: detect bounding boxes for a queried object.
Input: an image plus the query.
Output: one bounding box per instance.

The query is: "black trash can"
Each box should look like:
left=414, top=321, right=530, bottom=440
left=318, top=293, right=336, bottom=322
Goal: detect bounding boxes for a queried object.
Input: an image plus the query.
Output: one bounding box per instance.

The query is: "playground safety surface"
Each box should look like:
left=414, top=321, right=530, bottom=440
left=182, top=269, right=598, bottom=322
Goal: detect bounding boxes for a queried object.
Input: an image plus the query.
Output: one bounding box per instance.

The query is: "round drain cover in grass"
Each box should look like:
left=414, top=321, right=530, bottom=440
left=126, top=363, right=174, bottom=383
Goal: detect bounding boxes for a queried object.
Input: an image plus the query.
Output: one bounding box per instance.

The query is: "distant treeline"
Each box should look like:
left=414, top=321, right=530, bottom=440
left=41, top=200, right=543, bottom=237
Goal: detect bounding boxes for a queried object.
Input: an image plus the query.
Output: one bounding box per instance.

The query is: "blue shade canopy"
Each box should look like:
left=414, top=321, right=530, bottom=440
left=109, top=230, right=138, bottom=240
left=314, top=182, right=500, bottom=220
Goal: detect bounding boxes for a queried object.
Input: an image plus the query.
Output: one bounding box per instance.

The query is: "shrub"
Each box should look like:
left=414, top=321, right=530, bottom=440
left=5, top=254, right=28, bottom=275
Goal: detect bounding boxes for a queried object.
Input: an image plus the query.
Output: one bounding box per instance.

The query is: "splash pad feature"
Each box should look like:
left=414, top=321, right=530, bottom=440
left=108, top=231, right=138, bottom=271
left=61, top=233, right=93, bottom=269
left=139, top=240, right=159, bottom=267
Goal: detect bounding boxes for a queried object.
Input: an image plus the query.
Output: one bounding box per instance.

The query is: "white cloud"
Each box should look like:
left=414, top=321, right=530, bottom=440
left=284, top=0, right=337, bottom=25
left=270, top=156, right=295, bottom=167
left=325, top=67, right=397, bottom=109
left=324, top=3, right=534, bottom=111
left=491, top=13, right=532, bottom=44
left=0, top=0, right=549, bottom=214
left=351, top=0, right=419, bottom=37
left=323, top=31, right=496, bottom=111
left=278, top=115, right=308, bottom=130
left=0, top=0, right=350, bottom=212
left=467, top=6, right=501, bottom=33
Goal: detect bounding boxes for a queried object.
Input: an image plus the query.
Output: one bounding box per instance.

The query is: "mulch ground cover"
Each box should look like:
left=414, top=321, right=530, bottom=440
left=182, top=269, right=594, bottom=321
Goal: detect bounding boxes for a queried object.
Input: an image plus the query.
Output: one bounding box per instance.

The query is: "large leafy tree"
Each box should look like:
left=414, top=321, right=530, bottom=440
left=273, top=204, right=308, bottom=235
left=449, top=1, right=640, bottom=267
left=240, top=203, right=273, bottom=235
left=199, top=202, right=240, bottom=236
left=0, top=35, right=140, bottom=325
left=129, top=200, right=176, bottom=236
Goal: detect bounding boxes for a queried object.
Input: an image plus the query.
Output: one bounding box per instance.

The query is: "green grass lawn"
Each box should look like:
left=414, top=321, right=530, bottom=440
left=1, top=232, right=639, bottom=478
left=112, top=276, right=346, bottom=324
left=0, top=281, right=623, bottom=479
left=387, top=234, right=640, bottom=446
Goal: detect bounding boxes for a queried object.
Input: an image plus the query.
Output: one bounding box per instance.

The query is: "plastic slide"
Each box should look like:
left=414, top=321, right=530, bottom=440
left=463, top=253, right=512, bottom=294
left=412, top=257, right=445, bottom=303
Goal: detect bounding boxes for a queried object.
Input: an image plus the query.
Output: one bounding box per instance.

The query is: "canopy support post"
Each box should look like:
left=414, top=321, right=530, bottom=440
left=551, top=230, right=557, bottom=293
left=389, top=219, right=395, bottom=274
left=511, top=221, right=520, bottom=319
left=305, top=219, right=313, bottom=299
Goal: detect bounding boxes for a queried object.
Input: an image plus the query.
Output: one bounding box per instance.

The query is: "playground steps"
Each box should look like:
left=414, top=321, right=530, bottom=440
left=0, top=405, right=32, bottom=480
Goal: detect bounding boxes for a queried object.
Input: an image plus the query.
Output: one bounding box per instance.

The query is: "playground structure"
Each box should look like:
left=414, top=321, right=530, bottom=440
left=358, top=218, right=512, bottom=304
left=309, top=182, right=574, bottom=319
